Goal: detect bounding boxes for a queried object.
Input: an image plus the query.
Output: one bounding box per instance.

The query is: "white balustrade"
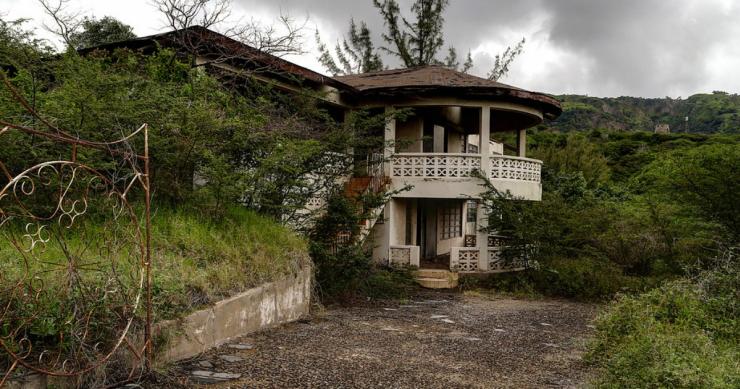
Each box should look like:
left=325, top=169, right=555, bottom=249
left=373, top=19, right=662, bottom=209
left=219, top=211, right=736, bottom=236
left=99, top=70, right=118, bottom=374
left=487, top=243, right=529, bottom=271
left=390, top=153, right=542, bottom=184
left=489, top=155, right=541, bottom=182
left=391, top=153, right=481, bottom=178
left=450, top=247, right=480, bottom=272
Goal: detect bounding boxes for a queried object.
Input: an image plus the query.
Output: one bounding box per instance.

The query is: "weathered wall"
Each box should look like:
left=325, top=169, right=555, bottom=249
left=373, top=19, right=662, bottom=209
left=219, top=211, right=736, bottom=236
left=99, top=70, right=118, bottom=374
left=395, top=117, right=423, bottom=152
left=154, top=267, right=312, bottom=363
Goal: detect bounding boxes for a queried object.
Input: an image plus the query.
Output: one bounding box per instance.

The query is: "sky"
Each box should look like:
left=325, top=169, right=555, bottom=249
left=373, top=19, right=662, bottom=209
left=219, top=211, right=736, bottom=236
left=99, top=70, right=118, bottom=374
left=2, top=0, right=740, bottom=98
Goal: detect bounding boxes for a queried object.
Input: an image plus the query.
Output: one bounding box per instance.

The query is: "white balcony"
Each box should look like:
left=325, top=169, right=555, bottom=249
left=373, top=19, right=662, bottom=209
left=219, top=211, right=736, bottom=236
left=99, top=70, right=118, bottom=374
left=389, top=153, right=542, bottom=200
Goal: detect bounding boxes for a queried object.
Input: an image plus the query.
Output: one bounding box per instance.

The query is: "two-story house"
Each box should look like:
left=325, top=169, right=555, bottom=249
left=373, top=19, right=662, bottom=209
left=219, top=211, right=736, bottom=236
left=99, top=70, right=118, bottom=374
left=92, top=27, right=562, bottom=288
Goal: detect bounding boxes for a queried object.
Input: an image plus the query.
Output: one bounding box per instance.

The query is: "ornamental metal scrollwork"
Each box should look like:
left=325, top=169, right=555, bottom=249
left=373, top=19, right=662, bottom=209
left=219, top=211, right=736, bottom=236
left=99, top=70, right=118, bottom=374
left=0, top=74, right=153, bottom=387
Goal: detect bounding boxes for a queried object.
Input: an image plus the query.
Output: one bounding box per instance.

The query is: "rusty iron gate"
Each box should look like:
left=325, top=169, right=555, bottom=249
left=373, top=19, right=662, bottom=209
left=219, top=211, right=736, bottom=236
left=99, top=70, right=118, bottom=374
left=0, top=75, right=153, bottom=387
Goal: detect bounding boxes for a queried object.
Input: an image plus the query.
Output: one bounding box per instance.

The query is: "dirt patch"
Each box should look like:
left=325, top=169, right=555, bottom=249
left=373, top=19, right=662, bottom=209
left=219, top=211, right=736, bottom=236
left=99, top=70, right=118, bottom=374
left=159, top=291, right=599, bottom=388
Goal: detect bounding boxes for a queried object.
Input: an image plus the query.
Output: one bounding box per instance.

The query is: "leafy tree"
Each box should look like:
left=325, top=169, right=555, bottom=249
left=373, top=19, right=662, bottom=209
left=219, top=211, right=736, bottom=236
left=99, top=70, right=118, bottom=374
left=532, top=133, right=611, bottom=188
left=69, top=16, right=136, bottom=49
left=316, top=19, right=384, bottom=76
left=636, top=143, right=740, bottom=242
left=373, top=0, right=448, bottom=67
left=317, top=0, right=522, bottom=76
left=443, top=47, right=472, bottom=73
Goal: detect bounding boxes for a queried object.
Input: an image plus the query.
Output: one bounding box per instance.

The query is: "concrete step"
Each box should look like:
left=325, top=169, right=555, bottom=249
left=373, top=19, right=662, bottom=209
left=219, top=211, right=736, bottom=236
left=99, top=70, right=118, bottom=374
left=414, top=269, right=459, bottom=280
left=415, top=277, right=458, bottom=289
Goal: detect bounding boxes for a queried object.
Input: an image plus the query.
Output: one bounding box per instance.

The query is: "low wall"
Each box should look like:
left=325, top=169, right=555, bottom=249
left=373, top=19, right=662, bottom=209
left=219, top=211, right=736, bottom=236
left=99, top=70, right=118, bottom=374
left=155, top=267, right=312, bottom=363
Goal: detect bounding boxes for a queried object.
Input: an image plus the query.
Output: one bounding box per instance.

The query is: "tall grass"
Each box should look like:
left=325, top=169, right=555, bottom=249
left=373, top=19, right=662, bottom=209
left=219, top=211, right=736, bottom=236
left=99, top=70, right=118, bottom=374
left=0, top=206, right=310, bottom=321
left=150, top=206, right=309, bottom=319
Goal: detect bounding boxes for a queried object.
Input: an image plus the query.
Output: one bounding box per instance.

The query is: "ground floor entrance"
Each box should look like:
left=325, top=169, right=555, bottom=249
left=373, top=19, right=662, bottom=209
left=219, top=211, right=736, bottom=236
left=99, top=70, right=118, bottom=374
left=390, top=198, right=477, bottom=269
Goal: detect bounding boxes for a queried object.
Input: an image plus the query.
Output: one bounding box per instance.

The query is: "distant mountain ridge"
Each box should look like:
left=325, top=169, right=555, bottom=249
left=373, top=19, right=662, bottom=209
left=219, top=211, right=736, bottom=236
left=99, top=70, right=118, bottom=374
left=546, top=92, right=740, bottom=134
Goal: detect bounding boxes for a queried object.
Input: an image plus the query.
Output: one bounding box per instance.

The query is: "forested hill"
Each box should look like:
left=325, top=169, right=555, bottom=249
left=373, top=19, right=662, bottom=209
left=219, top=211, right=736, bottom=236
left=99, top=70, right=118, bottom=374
left=545, top=91, right=740, bottom=134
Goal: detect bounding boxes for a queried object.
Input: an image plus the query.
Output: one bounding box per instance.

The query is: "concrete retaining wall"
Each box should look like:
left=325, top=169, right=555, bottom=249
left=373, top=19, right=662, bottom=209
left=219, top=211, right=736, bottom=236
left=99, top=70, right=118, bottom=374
left=155, top=267, right=312, bottom=363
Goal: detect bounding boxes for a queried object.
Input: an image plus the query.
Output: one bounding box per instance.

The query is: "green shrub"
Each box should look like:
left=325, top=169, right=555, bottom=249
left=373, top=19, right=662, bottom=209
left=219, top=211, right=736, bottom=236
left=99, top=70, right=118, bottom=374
left=466, top=257, right=661, bottom=300
left=588, top=260, right=739, bottom=388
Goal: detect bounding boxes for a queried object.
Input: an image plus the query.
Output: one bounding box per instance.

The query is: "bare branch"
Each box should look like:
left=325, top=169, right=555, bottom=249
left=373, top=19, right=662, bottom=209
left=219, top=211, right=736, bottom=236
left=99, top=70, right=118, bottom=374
left=38, top=0, right=83, bottom=48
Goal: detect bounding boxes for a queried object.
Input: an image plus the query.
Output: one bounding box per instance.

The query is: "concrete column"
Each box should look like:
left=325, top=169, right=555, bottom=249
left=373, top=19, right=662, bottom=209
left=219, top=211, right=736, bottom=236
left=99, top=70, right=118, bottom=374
left=386, top=198, right=397, bottom=261
left=384, top=106, right=396, bottom=177
left=476, top=201, right=489, bottom=271
left=479, top=107, right=491, bottom=174
left=478, top=106, right=491, bottom=270
left=517, top=129, right=527, bottom=157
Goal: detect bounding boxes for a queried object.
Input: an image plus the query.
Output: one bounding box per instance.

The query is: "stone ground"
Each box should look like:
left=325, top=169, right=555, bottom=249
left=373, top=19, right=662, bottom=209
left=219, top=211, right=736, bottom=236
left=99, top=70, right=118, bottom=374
left=152, top=291, right=600, bottom=389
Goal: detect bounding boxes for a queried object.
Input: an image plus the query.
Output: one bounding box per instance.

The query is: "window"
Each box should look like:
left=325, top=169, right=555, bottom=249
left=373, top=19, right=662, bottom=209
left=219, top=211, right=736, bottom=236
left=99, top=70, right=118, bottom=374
left=440, top=203, right=462, bottom=239
left=466, top=200, right=478, bottom=222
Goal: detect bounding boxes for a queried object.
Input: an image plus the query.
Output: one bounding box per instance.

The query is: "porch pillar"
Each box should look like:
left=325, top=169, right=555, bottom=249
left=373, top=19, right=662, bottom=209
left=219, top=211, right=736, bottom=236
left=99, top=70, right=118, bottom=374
left=517, top=129, right=527, bottom=157
left=387, top=198, right=397, bottom=247
left=478, top=106, right=491, bottom=271
left=384, top=106, right=396, bottom=177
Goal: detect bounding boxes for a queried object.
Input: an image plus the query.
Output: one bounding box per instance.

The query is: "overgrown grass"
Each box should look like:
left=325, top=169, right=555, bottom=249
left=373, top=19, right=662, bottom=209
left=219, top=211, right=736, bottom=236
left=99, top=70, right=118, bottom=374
left=150, top=206, right=310, bottom=319
left=587, top=257, right=739, bottom=388
left=0, top=206, right=310, bottom=321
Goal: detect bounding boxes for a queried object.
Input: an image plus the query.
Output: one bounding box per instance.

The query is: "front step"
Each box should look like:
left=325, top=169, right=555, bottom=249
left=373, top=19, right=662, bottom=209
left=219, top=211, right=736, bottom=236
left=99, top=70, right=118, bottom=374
left=413, top=269, right=459, bottom=289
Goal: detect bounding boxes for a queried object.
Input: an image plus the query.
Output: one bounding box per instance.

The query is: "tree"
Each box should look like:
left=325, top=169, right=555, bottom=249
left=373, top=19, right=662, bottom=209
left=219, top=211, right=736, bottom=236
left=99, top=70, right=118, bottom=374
left=38, top=0, right=83, bottom=48
left=317, top=0, right=522, bottom=77
left=316, top=19, right=384, bottom=76
left=488, top=38, right=525, bottom=81
left=69, top=17, right=136, bottom=49
left=373, top=0, right=447, bottom=67
left=443, top=47, right=472, bottom=73
left=152, top=0, right=306, bottom=57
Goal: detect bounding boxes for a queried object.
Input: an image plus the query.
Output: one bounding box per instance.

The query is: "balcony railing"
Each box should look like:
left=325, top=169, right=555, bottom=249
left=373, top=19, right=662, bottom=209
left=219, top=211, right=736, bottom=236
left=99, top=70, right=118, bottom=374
left=490, top=156, right=541, bottom=182
left=450, top=236, right=531, bottom=273
left=390, top=153, right=541, bottom=184
left=391, top=153, right=481, bottom=178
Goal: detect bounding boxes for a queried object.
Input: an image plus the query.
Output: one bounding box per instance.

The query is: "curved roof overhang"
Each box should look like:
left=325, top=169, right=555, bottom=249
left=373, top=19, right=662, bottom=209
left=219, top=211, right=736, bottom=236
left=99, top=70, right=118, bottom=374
left=344, top=85, right=561, bottom=121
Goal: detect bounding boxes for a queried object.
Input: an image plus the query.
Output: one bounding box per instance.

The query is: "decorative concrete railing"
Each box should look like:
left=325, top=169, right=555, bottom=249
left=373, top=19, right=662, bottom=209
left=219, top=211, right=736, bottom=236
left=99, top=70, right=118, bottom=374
left=390, top=153, right=542, bottom=184
left=489, top=155, right=541, bottom=182
left=450, top=247, right=480, bottom=272
left=487, top=246, right=528, bottom=271
left=391, top=153, right=482, bottom=178
left=389, top=245, right=420, bottom=267
left=450, top=237, right=531, bottom=272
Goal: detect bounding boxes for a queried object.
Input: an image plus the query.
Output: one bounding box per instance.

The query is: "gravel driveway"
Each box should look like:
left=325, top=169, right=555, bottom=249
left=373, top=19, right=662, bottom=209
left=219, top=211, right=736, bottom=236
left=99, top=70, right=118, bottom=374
left=160, top=292, right=599, bottom=388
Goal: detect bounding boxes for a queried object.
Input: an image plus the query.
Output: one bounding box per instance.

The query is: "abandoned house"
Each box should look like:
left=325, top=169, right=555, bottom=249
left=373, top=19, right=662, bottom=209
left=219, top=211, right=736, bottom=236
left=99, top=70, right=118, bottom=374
left=91, top=26, right=562, bottom=288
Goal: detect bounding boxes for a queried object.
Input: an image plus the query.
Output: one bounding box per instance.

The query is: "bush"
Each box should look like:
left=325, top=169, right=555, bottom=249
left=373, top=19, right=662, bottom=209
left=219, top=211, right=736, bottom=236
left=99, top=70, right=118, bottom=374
left=466, top=257, right=660, bottom=300
left=309, top=193, right=415, bottom=304
left=588, top=256, right=739, bottom=388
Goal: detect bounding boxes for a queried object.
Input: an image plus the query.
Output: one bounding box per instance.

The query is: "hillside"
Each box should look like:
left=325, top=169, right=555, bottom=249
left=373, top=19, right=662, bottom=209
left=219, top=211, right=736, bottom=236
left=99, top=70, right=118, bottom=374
left=546, top=92, right=740, bottom=134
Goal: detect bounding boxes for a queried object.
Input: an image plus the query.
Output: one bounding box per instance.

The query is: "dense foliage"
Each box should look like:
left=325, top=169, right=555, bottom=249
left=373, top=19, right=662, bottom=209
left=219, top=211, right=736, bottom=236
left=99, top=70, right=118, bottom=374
left=473, top=129, right=739, bottom=387
left=588, top=251, right=738, bottom=388
left=476, top=131, right=738, bottom=297
left=549, top=92, right=740, bottom=134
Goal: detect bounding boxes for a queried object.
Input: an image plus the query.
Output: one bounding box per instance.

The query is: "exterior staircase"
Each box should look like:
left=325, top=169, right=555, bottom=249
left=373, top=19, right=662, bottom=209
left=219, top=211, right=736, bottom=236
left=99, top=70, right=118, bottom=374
left=413, top=269, right=459, bottom=289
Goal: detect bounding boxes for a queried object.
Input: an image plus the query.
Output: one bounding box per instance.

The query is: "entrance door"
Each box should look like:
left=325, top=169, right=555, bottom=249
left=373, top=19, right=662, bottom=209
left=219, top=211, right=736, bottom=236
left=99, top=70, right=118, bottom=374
left=418, top=200, right=437, bottom=260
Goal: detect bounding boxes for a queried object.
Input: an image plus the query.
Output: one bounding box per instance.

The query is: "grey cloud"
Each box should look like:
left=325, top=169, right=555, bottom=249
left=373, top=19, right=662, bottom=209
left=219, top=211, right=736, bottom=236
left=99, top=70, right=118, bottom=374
left=233, top=0, right=740, bottom=97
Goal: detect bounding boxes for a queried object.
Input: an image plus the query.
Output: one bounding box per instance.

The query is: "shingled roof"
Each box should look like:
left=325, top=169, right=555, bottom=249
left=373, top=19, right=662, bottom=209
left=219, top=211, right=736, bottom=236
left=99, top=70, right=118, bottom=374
left=80, top=26, right=350, bottom=90
left=335, top=66, right=561, bottom=119
left=334, top=66, right=518, bottom=90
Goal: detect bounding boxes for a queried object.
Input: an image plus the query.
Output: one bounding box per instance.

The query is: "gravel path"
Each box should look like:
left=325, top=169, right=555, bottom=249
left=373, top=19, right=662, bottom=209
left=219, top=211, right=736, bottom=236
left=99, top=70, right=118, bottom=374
left=161, top=292, right=599, bottom=388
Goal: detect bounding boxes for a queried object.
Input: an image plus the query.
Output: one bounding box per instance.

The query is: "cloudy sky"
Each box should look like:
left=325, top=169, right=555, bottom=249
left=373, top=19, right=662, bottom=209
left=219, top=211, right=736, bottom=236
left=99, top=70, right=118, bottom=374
left=3, top=0, right=740, bottom=97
